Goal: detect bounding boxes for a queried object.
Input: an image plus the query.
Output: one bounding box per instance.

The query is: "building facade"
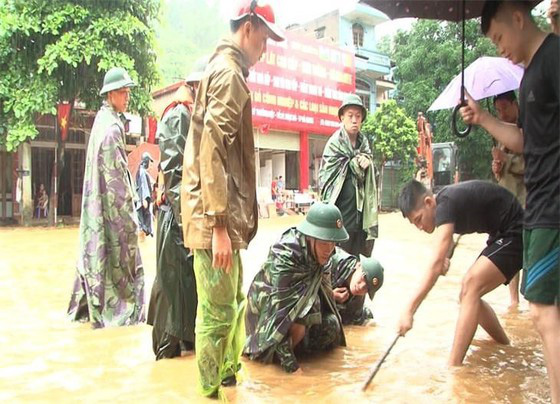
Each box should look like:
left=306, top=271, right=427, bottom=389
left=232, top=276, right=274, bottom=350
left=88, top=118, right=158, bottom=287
left=0, top=108, right=146, bottom=225
left=150, top=4, right=394, bottom=207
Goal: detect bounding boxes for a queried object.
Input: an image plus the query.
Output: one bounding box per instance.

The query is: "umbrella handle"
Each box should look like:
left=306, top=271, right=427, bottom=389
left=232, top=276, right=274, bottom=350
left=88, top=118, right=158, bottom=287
left=452, top=104, right=471, bottom=138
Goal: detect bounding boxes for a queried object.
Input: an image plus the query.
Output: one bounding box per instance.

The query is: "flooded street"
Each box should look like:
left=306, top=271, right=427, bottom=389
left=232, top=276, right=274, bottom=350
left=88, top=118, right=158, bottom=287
left=0, top=213, right=549, bottom=403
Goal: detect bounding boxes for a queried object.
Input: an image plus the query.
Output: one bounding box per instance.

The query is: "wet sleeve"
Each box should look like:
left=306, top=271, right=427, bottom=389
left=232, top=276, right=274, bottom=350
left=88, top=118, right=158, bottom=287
left=504, top=152, right=525, bottom=176
left=199, top=70, right=249, bottom=228
left=159, top=106, right=189, bottom=225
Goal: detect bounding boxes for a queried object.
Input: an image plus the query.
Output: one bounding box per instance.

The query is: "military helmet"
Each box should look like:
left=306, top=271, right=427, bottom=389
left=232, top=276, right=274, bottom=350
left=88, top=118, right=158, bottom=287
left=297, top=202, right=349, bottom=242
left=99, top=67, right=136, bottom=96
left=185, top=55, right=210, bottom=85
left=360, top=255, right=384, bottom=299
left=338, top=93, right=367, bottom=122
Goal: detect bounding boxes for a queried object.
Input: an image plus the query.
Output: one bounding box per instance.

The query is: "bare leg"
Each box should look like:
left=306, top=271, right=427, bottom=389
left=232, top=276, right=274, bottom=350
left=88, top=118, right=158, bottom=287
left=448, top=256, right=507, bottom=366
left=508, top=273, right=520, bottom=309
left=289, top=323, right=306, bottom=348
left=529, top=303, right=560, bottom=404
left=478, top=300, right=509, bottom=344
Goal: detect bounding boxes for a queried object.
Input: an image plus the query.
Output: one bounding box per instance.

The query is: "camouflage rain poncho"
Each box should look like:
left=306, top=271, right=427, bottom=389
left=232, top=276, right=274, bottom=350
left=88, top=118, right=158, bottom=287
left=67, top=102, right=145, bottom=328
left=244, top=228, right=345, bottom=372
left=319, top=127, right=378, bottom=239
left=147, top=101, right=197, bottom=358
left=330, top=247, right=373, bottom=325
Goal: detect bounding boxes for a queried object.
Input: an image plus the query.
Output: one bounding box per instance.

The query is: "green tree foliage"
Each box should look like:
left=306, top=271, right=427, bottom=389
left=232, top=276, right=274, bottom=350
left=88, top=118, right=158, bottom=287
left=385, top=10, right=551, bottom=180
left=362, top=100, right=417, bottom=184
left=0, top=0, right=160, bottom=151
left=388, top=19, right=497, bottom=180
left=156, top=0, right=227, bottom=86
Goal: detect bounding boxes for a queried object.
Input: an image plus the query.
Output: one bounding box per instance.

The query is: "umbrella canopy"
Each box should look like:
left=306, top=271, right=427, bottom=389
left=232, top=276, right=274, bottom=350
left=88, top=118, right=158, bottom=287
left=128, top=142, right=160, bottom=183
left=359, top=0, right=542, bottom=21
left=428, top=57, right=524, bottom=111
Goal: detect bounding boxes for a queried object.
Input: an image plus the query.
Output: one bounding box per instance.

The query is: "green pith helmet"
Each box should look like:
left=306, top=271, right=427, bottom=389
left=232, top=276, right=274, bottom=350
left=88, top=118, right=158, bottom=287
left=297, top=202, right=349, bottom=242
left=360, top=255, right=384, bottom=299
left=185, top=55, right=210, bottom=85
left=99, top=67, right=136, bottom=96
left=338, top=93, right=367, bottom=122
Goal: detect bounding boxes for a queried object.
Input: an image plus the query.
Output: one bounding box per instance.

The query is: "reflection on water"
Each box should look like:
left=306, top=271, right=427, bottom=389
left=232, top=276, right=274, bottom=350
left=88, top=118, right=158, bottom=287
left=0, top=213, right=549, bottom=403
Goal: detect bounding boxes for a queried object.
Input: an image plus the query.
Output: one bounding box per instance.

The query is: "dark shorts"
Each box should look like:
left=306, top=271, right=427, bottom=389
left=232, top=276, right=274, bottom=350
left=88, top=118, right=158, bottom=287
left=481, top=234, right=523, bottom=284
left=521, top=229, right=559, bottom=305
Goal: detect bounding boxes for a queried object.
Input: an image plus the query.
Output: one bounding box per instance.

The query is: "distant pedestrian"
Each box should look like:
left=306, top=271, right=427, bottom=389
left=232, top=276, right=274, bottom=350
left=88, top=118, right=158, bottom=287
left=271, top=176, right=278, bottom=201
left=136, top=152, right=154, bottom=237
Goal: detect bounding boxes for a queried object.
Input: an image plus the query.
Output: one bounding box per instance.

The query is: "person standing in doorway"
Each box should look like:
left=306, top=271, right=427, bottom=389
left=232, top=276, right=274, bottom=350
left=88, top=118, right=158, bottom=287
left=180, top=0, right=285, bottom=398
left=277, top=175, right=284, bottom=194
left=271, top=176, right=278, bottom=201
left=67, top=67, right=144, bottom=328
left=319, top=93, right=378, bottom=325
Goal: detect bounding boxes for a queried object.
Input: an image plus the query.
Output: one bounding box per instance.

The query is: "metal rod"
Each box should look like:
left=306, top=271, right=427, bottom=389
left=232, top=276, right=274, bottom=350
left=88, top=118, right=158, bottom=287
left=361, top=236, right=462, bottom=391
left=362, top=334, right=400, bottom=391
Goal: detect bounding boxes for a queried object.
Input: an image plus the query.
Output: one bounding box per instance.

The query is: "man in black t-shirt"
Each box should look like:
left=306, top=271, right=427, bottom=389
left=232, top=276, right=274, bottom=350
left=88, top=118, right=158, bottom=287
left=460, top=2, right=559, bottom=400
left=396, top=180, right=523, bottom=366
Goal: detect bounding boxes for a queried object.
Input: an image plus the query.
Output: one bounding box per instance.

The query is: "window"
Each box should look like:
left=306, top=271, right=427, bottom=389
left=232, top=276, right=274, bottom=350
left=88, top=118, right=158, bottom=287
left=314, top=26, right=325, bottom=39
left=356, top=79, right=371, bottom=112
left=352, top=23, right=364, bottom=48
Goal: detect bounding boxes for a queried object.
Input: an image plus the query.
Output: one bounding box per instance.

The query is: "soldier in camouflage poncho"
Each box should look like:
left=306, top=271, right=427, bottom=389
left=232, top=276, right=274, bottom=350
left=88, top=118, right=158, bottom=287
left=146, top=60, right=207, bottom=359
left=319, top=94, right=378, bottom=325
left=67, top=67, right=145, bottom=328
left=244, top=203, right=348, bottom=373
left=330, top=248, right=385, bottom=325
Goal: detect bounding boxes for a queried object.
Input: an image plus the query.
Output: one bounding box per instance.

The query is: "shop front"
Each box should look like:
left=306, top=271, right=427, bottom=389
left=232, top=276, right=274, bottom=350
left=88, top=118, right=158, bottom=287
left=248, top=31, right=356, bottom=204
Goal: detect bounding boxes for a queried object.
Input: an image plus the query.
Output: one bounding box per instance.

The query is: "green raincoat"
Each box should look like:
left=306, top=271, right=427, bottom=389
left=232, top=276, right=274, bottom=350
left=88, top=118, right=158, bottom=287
left=147, top=101, right=197, bottom=359
left=330, top=248, right=373, bottom=325
left=319, top=127, right=378, bottom=239
left=67, top=101, right=144, bottom=328
left=244, top=228, right=345, bottom=373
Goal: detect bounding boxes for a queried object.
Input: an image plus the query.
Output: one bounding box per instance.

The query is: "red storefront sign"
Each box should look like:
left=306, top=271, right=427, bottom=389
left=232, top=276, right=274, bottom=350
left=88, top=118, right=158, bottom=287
left=248, top=32, right=355, bottom=136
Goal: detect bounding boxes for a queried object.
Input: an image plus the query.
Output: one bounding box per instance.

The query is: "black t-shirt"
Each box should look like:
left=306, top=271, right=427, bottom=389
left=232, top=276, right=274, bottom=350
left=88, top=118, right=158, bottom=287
left=435, top=180, right=523, bottom=237
left=517, top=33, right=560, bottom=229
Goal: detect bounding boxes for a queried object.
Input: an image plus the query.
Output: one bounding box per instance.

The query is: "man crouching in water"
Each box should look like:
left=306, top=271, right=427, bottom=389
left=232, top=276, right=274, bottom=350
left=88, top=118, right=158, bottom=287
left=244, top=202, right=384, bottom=373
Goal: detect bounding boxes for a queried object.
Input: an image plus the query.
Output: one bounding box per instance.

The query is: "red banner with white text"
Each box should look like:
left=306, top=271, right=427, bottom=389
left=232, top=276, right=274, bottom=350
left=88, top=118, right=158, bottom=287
left=248, top=32, right=355, bottom=136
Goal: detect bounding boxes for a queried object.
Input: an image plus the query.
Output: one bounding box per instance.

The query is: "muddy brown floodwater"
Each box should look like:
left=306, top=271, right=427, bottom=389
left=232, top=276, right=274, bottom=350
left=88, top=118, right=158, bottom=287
left=0, top=213, right=550, bottom=403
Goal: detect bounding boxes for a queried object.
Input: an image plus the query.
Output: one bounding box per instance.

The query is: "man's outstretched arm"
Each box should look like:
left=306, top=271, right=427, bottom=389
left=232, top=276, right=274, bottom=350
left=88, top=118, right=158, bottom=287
left=397, top=223, right=455, bottom=336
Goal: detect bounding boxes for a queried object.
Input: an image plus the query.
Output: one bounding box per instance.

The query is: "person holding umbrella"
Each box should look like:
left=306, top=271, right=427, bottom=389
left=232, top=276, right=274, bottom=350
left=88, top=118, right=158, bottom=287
left=490, top=91, right=526, bottom=309
left=460, top=1, right=559, bottom=401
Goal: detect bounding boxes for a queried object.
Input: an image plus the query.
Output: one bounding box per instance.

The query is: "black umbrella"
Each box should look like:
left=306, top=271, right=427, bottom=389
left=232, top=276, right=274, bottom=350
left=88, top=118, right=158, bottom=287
left=361, top=0, right=542, bottom=137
